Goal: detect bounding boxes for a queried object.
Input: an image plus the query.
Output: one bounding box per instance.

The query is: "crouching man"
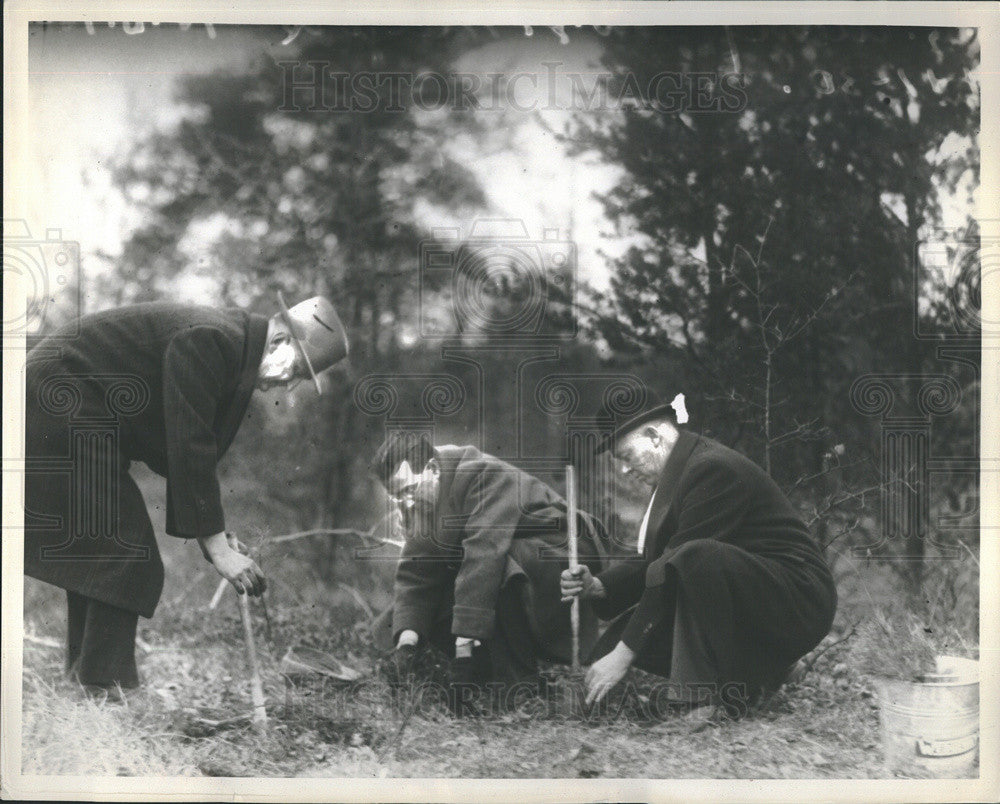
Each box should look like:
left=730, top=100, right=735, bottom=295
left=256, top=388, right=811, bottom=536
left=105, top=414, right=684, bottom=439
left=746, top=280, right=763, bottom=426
left=371, top=433, right=607, bottom=713
left=24, top=294, right=349, bottom=697
left=561, top=403, right=837, bottom=717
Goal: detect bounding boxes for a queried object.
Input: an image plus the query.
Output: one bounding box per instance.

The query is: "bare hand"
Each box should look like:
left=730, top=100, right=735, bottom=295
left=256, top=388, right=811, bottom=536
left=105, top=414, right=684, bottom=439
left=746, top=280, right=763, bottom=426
left=560, top=565, right=602, bottom=602
left=214, top=548, right=266, bottom=596
left=226, top=533, right=251, bottom=556
left=201, top=532, right=266, bottom=596
left=584, top=642, right=635, bottom=706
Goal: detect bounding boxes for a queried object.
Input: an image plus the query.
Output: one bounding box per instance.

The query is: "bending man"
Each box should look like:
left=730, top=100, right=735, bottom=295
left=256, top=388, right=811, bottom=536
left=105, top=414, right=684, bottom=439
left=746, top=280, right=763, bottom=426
left=24, top=294, right=348, bottom=695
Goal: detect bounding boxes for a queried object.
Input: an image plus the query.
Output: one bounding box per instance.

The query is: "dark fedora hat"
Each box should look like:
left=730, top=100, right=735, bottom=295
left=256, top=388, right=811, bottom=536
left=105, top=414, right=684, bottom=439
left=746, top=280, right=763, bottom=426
left=595, top=394, right=688, bottom=454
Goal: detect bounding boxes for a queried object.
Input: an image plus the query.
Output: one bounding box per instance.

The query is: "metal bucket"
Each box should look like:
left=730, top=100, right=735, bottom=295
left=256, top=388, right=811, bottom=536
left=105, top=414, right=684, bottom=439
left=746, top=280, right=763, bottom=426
left=876, top=655, right=979, bottom=778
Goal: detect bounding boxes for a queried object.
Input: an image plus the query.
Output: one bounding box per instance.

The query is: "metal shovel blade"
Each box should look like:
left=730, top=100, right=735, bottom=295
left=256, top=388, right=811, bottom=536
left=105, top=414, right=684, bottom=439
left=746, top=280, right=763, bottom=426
left=280, top=646, right=364, bottom=682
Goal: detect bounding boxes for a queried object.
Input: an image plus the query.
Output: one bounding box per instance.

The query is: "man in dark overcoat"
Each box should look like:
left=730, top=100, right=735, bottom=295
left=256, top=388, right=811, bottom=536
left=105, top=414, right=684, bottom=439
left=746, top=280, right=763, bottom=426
left=561, top=403, right=837, bottom=714
left=370, top=432, right=608, bottom=704
left=24, top=295, right=348, bottom=694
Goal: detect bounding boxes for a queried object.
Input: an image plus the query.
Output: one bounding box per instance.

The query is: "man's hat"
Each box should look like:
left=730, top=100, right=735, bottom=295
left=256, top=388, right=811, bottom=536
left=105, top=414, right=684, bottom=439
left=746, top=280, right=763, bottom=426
left=277, top=292, right=349, bottom=395
left=595, top=393, right=688, bottom=454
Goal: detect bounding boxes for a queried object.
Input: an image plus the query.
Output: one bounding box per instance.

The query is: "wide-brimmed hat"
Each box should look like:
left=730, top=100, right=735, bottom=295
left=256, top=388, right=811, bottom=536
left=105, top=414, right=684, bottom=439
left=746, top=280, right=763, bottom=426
left=595, top=394, right=687, bottom=454
left=277, top=292, right=349, bottom=394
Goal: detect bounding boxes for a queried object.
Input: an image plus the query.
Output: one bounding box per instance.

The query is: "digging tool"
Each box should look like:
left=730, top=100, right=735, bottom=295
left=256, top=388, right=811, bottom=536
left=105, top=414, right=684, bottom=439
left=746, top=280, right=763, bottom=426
left=542, top=465, right=588, bottom=718
left=237, top=590, right=268, bottom=729
left=220, top=531, right=268, bottom=728
left=566, top=464, right=580, bottom=673
left=279, top=646, right=364, bottom=682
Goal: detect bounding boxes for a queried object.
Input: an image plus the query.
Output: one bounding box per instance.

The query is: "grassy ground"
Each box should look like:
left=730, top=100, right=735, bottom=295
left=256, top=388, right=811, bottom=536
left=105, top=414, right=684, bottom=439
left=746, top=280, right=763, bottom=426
left=19, top=468, right=979, bottom=779
left=22, top=587, right=888, bottom=779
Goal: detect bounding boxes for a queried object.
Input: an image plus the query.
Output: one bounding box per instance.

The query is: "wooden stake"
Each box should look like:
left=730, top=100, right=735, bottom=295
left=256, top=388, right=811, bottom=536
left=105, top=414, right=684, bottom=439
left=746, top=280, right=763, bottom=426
left=566, top=464, right=580, bottom=673
left=237, top=591, right=268, bottom=729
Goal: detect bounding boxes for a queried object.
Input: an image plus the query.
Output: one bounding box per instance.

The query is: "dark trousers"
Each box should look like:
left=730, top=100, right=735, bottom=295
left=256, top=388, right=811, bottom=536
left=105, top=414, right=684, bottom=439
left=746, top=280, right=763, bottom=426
left=66, top=591, right=140, bottom=689
left=588, top=572, right=716, bottom=701
left=589, top=574, right=796, bottom=710
left=478, top=578, right=539, bottom=685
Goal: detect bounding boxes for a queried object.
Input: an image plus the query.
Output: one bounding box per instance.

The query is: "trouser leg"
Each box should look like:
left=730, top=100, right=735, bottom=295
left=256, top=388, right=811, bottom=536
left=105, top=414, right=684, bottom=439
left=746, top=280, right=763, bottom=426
left=586, top=573, right=720, bottom=707
left=666, top=590, right=720, bottom=706
left=67, top=593, right=140, bottom=689
left=484, top=578, right=539, bottom=687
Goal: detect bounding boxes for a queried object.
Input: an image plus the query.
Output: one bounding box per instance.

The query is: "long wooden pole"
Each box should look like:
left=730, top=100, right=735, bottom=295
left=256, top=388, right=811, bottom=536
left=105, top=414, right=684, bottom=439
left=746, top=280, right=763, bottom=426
left=566, top=464, right=580, bottom=673
left=237, top=591, right=268, bottom=728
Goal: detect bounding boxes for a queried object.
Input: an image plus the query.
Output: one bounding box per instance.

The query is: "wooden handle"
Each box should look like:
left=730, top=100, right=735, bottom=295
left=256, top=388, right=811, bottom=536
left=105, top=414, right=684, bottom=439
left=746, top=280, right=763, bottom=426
left=567, top=465, right=579, bottom=570
left=237, top=592, right=268, bottom=728
left=566, top=465, right=580, bottom=673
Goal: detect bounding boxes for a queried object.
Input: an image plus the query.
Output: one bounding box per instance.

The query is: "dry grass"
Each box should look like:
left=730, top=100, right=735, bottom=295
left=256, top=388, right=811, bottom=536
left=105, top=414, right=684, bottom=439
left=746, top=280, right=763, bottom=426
left=21, top=585, right=901, bottom=780
left=21, top=665, right=201, bottom=776
left=18, top=472, right=979, bottom=780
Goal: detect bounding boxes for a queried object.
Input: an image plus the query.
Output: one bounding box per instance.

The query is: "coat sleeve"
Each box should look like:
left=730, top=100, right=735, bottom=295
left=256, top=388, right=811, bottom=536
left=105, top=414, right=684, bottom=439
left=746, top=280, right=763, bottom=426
left=162, top=327, right=238, bottom=538
left=594, top=557, right=648, bottom=620
left=391, top=533, right=452, bottom=642
left=619, top=458, right=752, bottom=653
left=451, top=463, right=522, bottom=640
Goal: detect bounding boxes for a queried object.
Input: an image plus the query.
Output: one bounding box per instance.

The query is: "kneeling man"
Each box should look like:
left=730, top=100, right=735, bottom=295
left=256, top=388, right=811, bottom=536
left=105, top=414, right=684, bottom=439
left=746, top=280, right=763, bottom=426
left=561, top=403, right=836, bottom=713
left=372, top=433, right=607, bottom=700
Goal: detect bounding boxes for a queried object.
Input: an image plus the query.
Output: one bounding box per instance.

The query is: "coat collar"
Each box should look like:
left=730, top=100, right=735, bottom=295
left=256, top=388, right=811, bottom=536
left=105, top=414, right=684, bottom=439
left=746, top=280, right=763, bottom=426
left=429, top=444, right=472, bottom=533
left=642, top=429, right=701, bottom=557
left=216, top=312, right=269, bottom=455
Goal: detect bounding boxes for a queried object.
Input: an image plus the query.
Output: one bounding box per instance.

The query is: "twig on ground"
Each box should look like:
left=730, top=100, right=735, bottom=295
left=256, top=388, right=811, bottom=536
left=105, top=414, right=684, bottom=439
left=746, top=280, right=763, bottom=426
left=24, top=633, right=62, bottom=649
left=956, top=538, right=980, bottom=569
left=337, top=582, right=376, bottom=621
left=208, top=517, right=399, bottom=609
left=209, top=580, right=228, bottom=610
left=377, top=686, right=421, bottom=763
left=801, top=621, right=860, bottom=673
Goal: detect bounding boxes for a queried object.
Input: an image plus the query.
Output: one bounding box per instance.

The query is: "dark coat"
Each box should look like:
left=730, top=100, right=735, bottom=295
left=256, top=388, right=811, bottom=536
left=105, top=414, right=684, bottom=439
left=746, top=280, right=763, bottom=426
left=593, top=431, right=837, bottom=689
left=24, top=303, right=269, bottom=617
left=391, top=445, right=607, bottom=663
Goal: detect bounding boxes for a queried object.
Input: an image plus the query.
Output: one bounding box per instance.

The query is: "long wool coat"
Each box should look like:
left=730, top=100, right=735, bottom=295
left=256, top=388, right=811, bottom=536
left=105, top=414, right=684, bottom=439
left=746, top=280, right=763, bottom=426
left=391, top=445, right=608, bottom=664
left=593, top=430, right=837, bottom=691
left=24, top=303, right=269, bottom=617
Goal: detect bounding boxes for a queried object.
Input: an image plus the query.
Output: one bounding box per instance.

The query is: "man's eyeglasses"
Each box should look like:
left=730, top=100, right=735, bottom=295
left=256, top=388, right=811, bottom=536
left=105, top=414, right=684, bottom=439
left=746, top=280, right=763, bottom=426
left=387, top=483, right=419, bottom=506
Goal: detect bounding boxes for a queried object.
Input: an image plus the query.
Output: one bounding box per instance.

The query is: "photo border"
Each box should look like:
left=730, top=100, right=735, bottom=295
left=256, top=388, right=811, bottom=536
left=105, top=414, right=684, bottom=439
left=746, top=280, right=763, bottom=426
left=3, top=2, right=998, bottom=802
